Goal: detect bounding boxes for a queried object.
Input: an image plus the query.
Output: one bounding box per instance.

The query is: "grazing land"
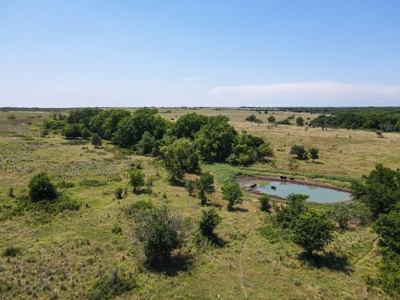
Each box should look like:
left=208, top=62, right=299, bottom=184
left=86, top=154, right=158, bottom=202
left=0, top=108, right=398, bottom=299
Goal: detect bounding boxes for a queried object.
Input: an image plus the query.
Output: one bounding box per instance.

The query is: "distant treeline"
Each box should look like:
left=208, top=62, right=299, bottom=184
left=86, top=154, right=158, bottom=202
left=0, top=107, right=67, bottom=112
left=272, top=107, right=400, bottom=132
left=44, top=107, right=273, bottom=166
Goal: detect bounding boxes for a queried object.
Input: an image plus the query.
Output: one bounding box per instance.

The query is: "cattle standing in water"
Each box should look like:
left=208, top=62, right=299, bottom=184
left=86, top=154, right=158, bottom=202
left=271, top=186, right=276, bottom=190
left=249, top=183, right=257, bottom=188
left=290, top=177, right=295, bottom=181
left=280, top=176, right=287, bottom=181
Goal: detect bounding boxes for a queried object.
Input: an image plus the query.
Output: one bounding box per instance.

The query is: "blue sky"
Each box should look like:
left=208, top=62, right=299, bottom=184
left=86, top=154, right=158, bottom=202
left=1, top=1, right=399, bottom=107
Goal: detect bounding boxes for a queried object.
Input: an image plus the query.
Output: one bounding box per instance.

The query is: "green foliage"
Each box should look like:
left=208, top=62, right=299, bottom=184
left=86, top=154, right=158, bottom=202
left=377, top=250, right=400, bottom=298
left=195, top=172, right=215, bottom=205
left=160, top=138, right=199, bottom=181
left=221, top=182, right=243, bottom=211
left=123, top=200, right=154, bottom=221
left=327, top=202, right=372, bottom=229
left=292, top=210, right=335, bottom=255
left=7, top=114, right=16, bottom=119
left=259, top=194, right=271, bottom=212
left=290, top=145, right=308, bottom=159
left=114, top=187, right=123, bottom=199
left=8, top=188, right=14, bottom=198
left=199, top=208, right=222, bottom=238
left=28, top=172, right=58, bottom=202
left=275, top=193, right=309, bottom=228
left=184, top=179, right=196, bottom=196
left=111, top=224, right=122, bottom=235
left=91, top=133, right=102, bottom=148
left=267, top=115, right=276, bottom=123
left=296, top=116, right=304, bottom=126
left=351, top=163, right=400, bottom=218
left=257, top=226, right=281, bottom=244
left=194, top=115, right=238, bottom=162
left=227, top=133, right=273, bottom=166
left=373, top=205, right=400, bottom=253
left=135, top=206, right=183, bottom=267
left=40, top=128, right=49, bottom=137
left=308, top=148, right=319, bottom=162
left=174, top=112, right=208, bottom=140
left=129, top=169, right=145, bottom=192
left=62, top=123, right=84, bottom=139
left=245, top=115, right=257, bottom=122
left=56, top=180, right=75, bottom=189
left=79, top=179, right=108, bottom=187
left=112, top=108, right=168, bottom=148
left=3, top=243, right=21, bottom=257
left=89, top=269, right=136, bottom=300
left=136, top=131, right=156, bottom=155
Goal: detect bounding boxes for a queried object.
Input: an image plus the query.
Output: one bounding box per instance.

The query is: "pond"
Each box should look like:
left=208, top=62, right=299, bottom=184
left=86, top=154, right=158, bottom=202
left=255, top=181, right=351, bottom=203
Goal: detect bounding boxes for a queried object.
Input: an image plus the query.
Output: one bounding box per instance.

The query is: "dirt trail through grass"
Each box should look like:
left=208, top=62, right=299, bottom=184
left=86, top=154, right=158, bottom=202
left=239, top=212, right=254, bottom=299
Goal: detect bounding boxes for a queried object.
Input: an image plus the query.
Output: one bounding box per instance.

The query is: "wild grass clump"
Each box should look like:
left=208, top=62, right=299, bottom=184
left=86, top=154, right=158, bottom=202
left=56, top=180, right=75, bottom=189
left=3, top=243, right=21, bottom=257
left=123, top=200, right=154, bottom=220
left=79, top=179, right=107, bottom=187
left=111, top=224, right=122, bottom=235
left=114, top=187, right=123, bottom=199
left=89, top=269, right=136, bottom=300
left=108, top=174, right=122, bottom=182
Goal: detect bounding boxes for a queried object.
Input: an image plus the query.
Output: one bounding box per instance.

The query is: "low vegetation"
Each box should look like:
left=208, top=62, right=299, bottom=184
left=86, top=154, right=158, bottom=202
left=1, top=107, right=399, bottom=298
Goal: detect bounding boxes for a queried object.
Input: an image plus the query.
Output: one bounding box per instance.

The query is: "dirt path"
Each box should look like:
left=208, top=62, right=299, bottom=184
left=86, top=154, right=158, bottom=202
left=239, top=213, right=254, bottom=299
left=354, top=237, right=379, bottom=267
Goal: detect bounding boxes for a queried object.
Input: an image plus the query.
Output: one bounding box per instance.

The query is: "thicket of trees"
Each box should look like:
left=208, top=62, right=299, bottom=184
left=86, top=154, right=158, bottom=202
left=43, top=108, right=273, bottom=170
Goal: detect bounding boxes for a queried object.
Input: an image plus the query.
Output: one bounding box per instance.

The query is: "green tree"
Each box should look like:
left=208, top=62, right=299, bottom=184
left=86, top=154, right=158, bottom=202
left=327, top=202, right=355, bottom=229
left=136, top=131, right=156, bottom=155
left=174, top=112, right=208, bottom=140
left=296, top=116, right=304, bottom=126
left=28, top=172, right=58, bottom=202
left=292, top=210, right=335, bottom=255
left=259, top=194, right=271, bottom=212
left=221, top=182, right=243, bottom=211
left=195, top=172, right=215, bottom=205
left=373, top=204, right=400, bottom=253
left=160, top=138, right=200, bottom=182
left=290, top=145, right=308, bottom=159
left=91, top=133, right=102, bottom=148
left=309, top=147, right=319, bottom=162
left=351, top=164, right=400, bottom=219
left=194, top=115, right=238, bottom=162
left=199, top=208, right=222, bottom=238
left=135, top=206, right=182, bottom=267
left=245, top=115, right=257, bottom=122
left=62, top=123, right=83, bottom=139
left=267, top=115, right=276, bottom=123
left=275, top=193, right=309, bottom=228
left=185, top=179, right=196, bottom=196
left=129, top=169, right=145, bottom=192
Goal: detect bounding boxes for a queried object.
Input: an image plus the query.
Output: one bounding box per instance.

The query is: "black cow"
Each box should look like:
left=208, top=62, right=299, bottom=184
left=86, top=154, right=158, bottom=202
left=271, top=186, right=276, bottom=190
left=249, top=183, right=257, bottom=188
left=280, top=176, right=287, bottom=181
left=290, top=177, right=295, bottom=181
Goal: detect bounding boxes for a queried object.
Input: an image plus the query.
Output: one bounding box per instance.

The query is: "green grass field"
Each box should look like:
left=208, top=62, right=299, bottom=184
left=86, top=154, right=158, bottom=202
left=0, top=108, right=395, bottom=299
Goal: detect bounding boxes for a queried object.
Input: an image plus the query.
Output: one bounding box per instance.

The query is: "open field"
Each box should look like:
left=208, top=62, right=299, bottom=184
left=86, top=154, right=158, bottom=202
left=0, top=109, right=396, bottom=299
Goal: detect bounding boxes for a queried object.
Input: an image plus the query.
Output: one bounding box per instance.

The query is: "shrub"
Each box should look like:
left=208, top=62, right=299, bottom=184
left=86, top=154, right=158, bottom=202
left=111, top=224, right=122, bottom=235
left=89, top=269, right=136, bottom=300
left=79, top=179, right=107, bottom=187
left=4, top=243, right=21, bottom=257
left=8, top=188, right=14, bottom=198
left=259, top=194, right=271, bottom=212
left=199, top=208, right=221, bottom=238
left=129, top=169, right=145, bottom=192
left=28, top=172, right=57, bottom=202
left=91, top=133, right=102, bottom=148
left=135, top=206, right=182, bottom=267
left=115, top=187, right=123, bottom=199
left=6, top=114, right=15, bottom=119
left=290, top=145, right=308, bottom=159
left=56, top=180, right=75, bottom=189
left=221, top=182, right=243, bottom=211
left=292, top=210, right=335, bottom=255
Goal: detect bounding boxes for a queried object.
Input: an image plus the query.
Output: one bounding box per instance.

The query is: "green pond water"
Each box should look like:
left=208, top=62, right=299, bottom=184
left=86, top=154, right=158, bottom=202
left=256, top=181, right=351, bottom=203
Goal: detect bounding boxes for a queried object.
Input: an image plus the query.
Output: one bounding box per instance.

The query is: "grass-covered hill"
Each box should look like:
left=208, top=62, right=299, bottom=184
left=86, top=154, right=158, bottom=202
left=1, top=108, right=399, bottom=299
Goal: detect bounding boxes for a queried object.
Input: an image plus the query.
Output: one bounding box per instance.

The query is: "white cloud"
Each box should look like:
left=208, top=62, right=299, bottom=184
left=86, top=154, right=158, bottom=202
left=180, top=77, right=199, bottom=81
left=208, top=82, right=400, bottom=106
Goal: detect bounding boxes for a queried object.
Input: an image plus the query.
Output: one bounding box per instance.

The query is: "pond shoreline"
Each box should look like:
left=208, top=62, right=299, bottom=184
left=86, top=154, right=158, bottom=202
left=237, top=175, right=353, bottom=203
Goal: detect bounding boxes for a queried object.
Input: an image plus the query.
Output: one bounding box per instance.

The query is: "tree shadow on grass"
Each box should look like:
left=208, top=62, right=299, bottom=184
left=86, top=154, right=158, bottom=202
left=305, top=161, right=325, bottom=165
left=204, top=202, right=223, bottom=208
left=145, top=250, right=194, bottom=277
left=298, top=251, right=353, bottom=274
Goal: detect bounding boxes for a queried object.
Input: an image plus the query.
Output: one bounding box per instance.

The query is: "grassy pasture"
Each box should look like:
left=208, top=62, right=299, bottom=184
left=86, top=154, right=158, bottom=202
left=0, top=109, right=395, bottom=299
